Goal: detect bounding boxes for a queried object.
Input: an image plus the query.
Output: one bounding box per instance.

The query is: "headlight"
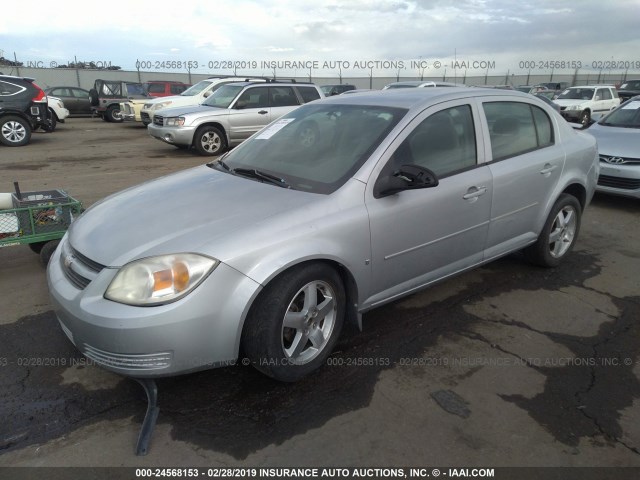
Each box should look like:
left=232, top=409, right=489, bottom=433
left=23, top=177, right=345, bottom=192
left=153, top=101, right=173, bottom=110
left=105, top=254, right=218, bottom=306
left=568, top=105, right=581, bottom=111
left=143, top=103, right=153, bottom=109
left=165, top=117, right=185, bottom=126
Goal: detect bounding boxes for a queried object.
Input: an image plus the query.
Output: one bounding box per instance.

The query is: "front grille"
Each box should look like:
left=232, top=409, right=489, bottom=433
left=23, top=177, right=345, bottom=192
left=83, top=344, right=172, bottom=370
left=598, top=175, right=640, bottom=190
left=153, top=115, right=163, bottom=126
left=60, top=243, right=106, bottom=290
left=600, top=155, right=640, bottom=165
left=122, top=104, right=133, bottom=115
left=141, top=112, right=150, bottom=122
left=560, top=106, right=567, bottom=111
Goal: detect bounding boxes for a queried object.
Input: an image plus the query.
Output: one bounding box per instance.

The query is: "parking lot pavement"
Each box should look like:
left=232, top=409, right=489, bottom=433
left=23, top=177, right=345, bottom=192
left=1, top=119, right=639, bottom=467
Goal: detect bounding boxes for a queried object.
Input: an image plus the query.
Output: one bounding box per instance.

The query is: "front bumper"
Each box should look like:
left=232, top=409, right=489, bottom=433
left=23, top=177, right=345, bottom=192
left=148, top=123, right=197, bottom=146
left=596, top=162, right=640, bottom=199
left=47, top=238, right=262, bottom=377
left=560, top=109, right=582, bottom=121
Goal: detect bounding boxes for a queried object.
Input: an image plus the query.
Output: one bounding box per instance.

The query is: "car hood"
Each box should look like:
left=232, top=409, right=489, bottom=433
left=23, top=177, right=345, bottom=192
left=554, top=99, right=589, bottom=107
left=585, top=123, right=640, bottom=157
left=67, top=165, right=317, bottom=267
left=145, top=94, right=184, bottom=105
left=154, top=104, right=224, bottom=119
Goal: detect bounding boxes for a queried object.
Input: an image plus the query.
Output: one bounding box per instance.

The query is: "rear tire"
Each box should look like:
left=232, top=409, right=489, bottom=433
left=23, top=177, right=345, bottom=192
left=106, top=105, right=123, bottom=123
left=242, top=263, right=345, bottom=382
left=0, top=115, right=32, bottom=146
left=524, top=194, right=581, bottom=267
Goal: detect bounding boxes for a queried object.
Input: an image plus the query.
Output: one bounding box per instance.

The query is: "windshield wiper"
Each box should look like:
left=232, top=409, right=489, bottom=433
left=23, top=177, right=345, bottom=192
left=233, top=168, right=290, bottom=188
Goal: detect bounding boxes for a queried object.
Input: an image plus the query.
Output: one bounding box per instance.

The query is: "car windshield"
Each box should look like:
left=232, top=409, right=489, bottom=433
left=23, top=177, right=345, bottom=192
left=180, top=80, right=212, bottom=96
left=201, top=85, right=244, bottom=108
left=600, top=100, right=640, bottom=128
left=557, top=88, right=594, bottom=100
left=215, top=103, right=407, bottom=194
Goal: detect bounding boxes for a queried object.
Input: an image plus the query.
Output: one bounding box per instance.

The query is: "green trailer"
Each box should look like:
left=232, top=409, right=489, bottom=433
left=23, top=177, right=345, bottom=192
left=0, top=188, right=83, bottom=266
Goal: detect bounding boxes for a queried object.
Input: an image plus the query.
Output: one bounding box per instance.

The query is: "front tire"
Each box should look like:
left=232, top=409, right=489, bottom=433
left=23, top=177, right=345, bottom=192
left=242, top=263, right=345, bottom=382
left=524, top=194, right=581, bottom=267
left=0, top=115, right=32, bottom=146
left=194, top=125, right=226, bottom=156
left=580, top=110, right=590, bottom=128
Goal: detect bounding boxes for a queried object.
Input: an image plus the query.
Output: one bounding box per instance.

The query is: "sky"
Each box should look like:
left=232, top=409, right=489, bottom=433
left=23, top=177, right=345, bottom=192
left=1, top=0, right=639, bottom=78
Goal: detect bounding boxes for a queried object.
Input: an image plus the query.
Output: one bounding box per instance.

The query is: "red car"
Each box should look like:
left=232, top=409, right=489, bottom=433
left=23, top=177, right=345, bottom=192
left=144, top=81, right=190, bottom=97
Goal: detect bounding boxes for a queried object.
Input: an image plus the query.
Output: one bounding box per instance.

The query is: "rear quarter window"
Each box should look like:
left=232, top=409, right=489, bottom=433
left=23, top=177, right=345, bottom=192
left=0, top=81, right=25, bottom=96
left=296, top=86, right=321, bottom=103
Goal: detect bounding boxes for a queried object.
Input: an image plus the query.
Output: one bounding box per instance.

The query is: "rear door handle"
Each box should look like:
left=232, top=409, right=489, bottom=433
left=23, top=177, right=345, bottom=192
left=258, top=110, right=268, bottom=115
left=463, top=186, right=487, bottom=200
left=540, top=163, right=558, bottom=176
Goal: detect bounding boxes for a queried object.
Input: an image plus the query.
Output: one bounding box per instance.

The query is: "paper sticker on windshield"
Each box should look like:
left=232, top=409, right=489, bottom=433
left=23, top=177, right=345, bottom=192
left=256, top=118, right=295, bottom=139
left=622, top=101, right=640, bottom=110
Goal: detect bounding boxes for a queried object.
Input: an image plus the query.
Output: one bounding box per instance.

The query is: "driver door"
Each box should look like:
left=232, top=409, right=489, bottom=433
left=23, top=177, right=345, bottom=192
left=227, top=86, right=271, bottom=142
left=365, top=100, right=492, bottom=307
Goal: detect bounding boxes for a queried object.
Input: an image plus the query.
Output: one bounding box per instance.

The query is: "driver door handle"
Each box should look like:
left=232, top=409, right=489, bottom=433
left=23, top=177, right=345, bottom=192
left=258, top=110, right=268, bottom=115
left=463, top=186, right=487, bottom=200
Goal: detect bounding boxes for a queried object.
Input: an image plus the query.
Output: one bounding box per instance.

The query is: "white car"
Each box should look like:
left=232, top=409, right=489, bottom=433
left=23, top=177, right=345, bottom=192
left=140, top=76, right=268, bottom=126
left=46, top=96, right=70, bottom=131
left=555, top=85, right=620, bottom=127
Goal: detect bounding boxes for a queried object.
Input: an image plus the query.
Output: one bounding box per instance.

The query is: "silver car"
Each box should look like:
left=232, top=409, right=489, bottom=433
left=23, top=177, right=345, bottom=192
left=48, top=88, right=598, bottom=382
left=586, top=96, right=640, bottom=198
left=148, top=81, right=323, bottom=156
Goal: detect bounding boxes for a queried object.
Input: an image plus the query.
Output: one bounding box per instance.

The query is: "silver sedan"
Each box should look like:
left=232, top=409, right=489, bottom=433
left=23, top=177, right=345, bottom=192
left=48, top=88, right=598, bottom=382
left=586, top=96, right=640, bottom=199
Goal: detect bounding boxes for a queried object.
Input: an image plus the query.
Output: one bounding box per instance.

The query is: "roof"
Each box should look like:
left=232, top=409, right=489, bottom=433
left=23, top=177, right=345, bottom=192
left=320, top=87, right=533, bottom=111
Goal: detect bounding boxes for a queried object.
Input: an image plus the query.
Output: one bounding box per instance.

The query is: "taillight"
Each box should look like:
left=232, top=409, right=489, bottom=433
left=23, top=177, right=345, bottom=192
left=32, top=83, right=46, bottom=102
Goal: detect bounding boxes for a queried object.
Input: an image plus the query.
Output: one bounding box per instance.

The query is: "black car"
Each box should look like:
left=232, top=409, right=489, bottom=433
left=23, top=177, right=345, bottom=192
left=320, top=84, right=356, bottom=96
left=44, top=86, right=92, bottom=115
left=0, top=74, right=51, bottom=146
left=617, top=79, right=640, bottom=103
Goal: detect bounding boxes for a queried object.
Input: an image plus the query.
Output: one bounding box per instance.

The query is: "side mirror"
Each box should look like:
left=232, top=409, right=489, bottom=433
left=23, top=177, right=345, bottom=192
left=203, top=91, right=212, bottom=98
left=595, top=96, right=601, bottom=101
left=374, top=164, right=439, bottom=198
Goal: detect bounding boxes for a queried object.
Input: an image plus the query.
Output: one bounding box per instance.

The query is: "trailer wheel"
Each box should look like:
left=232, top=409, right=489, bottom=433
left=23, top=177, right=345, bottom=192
left=29, top=241, right=47, bottom=254
left=40, top=240, right=60, bottom=267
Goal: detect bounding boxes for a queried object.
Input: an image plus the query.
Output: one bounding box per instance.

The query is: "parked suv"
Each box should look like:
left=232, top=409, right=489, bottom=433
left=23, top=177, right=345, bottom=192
left=617, top=79, right=640, bottom=103
left=144, top=81, right=190, bottom=97
left=0, top=74, right=50, bottom=146
left=89, top=79, right=151, bottom=122
left=148, top=80, right=324, bottom=155
left=140, top=76, right=269, bottom=126
left=555, top=85, right=620, bottom=127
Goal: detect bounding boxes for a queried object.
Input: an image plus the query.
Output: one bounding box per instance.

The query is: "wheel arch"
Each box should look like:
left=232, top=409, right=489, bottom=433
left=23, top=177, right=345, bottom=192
left=236, top=257, right=361, bottom=356
left=194, top=121, right=229, bottom=146
left=561, top=182, right=587, bottom=210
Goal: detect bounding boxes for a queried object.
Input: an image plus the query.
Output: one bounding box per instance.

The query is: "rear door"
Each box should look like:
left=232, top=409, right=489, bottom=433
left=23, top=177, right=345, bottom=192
left=269, top=86, right=301, bottom=121
left=480, top=98, right=564, bottom=259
